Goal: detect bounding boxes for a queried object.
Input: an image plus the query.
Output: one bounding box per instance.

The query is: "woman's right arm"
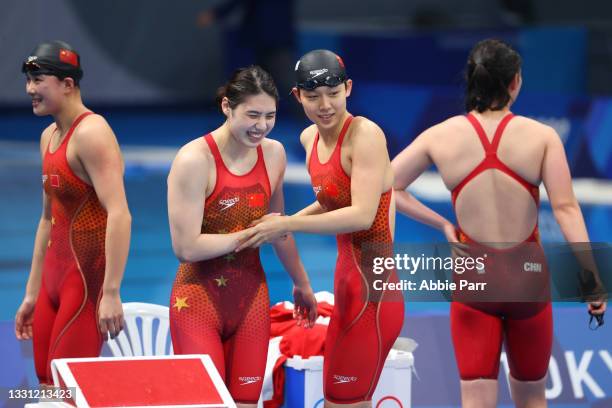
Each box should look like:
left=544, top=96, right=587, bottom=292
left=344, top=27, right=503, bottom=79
left=15, top=191, right=51, bottom=340
left=15, top=129, right=53, bottom=340
left=294, top=201, right=324, bottom=216
left=167, top=146, right=247, bottom=263
left=392, top=128, right=457, bottom=240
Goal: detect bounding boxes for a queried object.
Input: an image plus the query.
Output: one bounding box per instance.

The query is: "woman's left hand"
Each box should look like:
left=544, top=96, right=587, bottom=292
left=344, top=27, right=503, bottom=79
left=236, top=213, right=290, bottom=251
left=293, top=284, right=317, bottom=328
left=98, top=292, right=125, bottom=341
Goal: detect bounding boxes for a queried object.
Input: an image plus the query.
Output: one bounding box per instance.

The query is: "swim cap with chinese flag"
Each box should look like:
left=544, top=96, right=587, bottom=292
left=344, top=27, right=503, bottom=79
left=22, top=40, right=83, bottom=81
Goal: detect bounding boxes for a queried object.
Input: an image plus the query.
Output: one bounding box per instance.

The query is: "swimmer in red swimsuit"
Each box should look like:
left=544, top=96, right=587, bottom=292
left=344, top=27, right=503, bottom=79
left=238, top=50, right=404, bottom=407
left=14, top=41, right=131, bottom=385
left=391, top=39, right=607, bottom=408
left=167, top=66, right=317, bottom=406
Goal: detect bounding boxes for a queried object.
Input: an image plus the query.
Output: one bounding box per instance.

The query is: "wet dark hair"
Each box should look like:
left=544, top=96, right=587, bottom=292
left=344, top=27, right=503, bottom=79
left=464, top=39, right=521, bottom=113
left=215, top=65, right=279, bottom=113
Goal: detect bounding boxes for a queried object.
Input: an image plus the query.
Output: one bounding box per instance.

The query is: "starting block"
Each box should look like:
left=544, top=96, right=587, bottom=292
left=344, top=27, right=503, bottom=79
left=48, top=355, right=235, bottom=407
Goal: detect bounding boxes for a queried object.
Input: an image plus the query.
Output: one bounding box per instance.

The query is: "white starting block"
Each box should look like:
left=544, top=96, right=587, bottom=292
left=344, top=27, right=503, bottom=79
left=46, top=355, right=235, bottom=407
left=283, top=350, right=414, bottom=407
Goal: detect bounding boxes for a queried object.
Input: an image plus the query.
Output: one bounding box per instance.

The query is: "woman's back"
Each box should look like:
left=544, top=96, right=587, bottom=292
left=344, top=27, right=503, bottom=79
left=392, top=38, right=605, bottom=408
left=429, top=112, right=552, bottom=244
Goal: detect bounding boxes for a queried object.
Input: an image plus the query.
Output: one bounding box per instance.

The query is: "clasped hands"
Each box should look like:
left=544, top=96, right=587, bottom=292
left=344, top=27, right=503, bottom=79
left=236, top=213, right=291, bottom=252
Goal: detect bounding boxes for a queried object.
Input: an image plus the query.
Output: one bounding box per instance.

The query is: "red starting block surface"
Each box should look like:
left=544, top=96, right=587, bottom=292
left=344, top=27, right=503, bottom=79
left=50, top=355, right=235, bottom=408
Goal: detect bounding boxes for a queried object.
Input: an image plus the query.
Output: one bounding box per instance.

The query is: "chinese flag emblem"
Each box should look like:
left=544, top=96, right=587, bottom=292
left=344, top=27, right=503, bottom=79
left=50, top=174, right=60, bottom=187
left=324, top=183, right=338, bottom=197
left=59, top=49, right=79, bottom=67
left=248, top=193, right=264, bottom=208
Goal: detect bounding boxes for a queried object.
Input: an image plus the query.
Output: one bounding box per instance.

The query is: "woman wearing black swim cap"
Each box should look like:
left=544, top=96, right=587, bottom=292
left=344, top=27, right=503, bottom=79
left=15, top=40, right=131, bottom=385
left=237, top=50, right=404, bottom=406
left=391, top=39, right=606, bottom=408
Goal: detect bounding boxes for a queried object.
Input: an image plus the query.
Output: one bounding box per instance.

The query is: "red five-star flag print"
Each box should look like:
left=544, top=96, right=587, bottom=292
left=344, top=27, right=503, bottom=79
left=59, top=49, right=79, bottom=67
left=248, top=193, right=264, bottom=207
left=324, top=183, right=338, bottom=197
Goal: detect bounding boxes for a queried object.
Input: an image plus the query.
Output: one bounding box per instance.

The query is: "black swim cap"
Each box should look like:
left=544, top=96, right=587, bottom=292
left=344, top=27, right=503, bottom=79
left=294, top=49, right=347, bottom=90
left=22, top=41, right=83, bottom=83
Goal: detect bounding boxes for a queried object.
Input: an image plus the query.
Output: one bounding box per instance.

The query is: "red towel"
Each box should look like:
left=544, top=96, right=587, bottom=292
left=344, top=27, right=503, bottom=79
left=264, top=302, right=334, bottom=407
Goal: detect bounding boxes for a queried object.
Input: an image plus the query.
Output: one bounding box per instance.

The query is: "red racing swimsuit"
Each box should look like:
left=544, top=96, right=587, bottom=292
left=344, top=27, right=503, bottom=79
left=308, top=116, right=404, bottom=403
left=34, top=111, right=107, bottom=384
left=170, top=134, right=271, bottom=403
left=450, top=112, right=552, bottom=381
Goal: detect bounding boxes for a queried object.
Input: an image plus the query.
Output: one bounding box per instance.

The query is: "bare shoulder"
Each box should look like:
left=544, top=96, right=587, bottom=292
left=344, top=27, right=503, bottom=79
left=169, top=138, right=211, bottom=194
left=420, top=115, right=466, bottom=142
left=173, top=137, right=211, bottom=171
left=351, top=116, right=385, bottom=143
left=76, top=114, right=114, bottom=138
left=261, top=138, right=286, bottom=159
left=261, top=138, right=287, bottom=189
left=511, top=115, right=559, bottom=142
left=67, top=115, right=125, bottom=174
left=41, top=122, right=56, bottom=138
left=299, top=124, right=318, bottom=148
left=352, top=116, right=383, bottom=132
left=261, top=138, right=287, bottom=180
left=441, top=115, right=470, bottom=128
left=70, top=114, right=118, bottom=154
left=435, top=115, right=468, bottom=133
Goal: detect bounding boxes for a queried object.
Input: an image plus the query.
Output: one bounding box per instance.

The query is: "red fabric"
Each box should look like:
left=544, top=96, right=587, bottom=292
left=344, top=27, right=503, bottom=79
left=248, top=192, right=265, bottom=207
left=307, top=115, right=404, bottom=403
left=451, top=113, right=540, bottom=243
left=34, top=111, right=106, bottom=384
left=449, top=113, right=551, bottom=382
left=264, top=302, right=333, bottom=408
left=170, top=134, right=272, bottom=403
left=59, top=48, right=79, bottom=67
left=67, top=359, right=223, bottom=406
left=451, top=302, right=552, bottom=381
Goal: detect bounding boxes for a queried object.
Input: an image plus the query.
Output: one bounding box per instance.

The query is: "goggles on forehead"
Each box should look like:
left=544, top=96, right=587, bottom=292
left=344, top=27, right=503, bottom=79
left=22, top=60, right=63, bottom=77
left=22, top=60, right=43, bottom=72
left=22, top=59, right=82, bottom=81
left=297, top=74, right=347, bottom=91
